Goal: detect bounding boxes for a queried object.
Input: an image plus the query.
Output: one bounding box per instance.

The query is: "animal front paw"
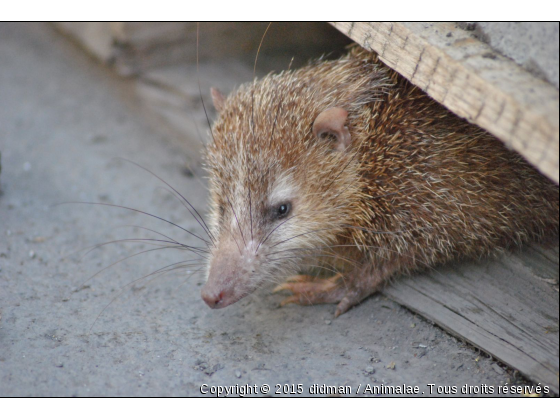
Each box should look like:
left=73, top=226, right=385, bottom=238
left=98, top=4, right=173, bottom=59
left=274, top=273, right=368, bottom=317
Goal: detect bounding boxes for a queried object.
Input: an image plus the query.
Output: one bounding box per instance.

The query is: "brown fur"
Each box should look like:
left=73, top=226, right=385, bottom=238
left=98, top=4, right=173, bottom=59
left=202, top=47, right=559, bottom=314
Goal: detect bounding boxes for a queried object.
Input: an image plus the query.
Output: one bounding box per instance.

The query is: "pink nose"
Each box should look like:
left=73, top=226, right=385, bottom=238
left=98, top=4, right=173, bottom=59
left=201, top=287, right=225, bottom=309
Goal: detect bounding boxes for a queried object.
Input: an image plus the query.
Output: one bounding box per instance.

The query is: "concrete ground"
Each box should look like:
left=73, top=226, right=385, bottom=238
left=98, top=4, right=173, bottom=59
left=0, top=23, right=528, bottom=397
left=472, top=22, right=559, bottom=89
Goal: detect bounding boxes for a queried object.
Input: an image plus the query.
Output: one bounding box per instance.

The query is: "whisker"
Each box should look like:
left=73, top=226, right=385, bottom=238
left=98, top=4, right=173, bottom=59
left=77, top=244, right=192, bottom=290
left=153, top=186, right=214, bottom=254
left=253, top=22, right=272, bottom=77
left=226, top=195, right=247, bottom=249
left=268, top=253, right=360, bottom=267
left=171, top=266, right=205, bottom=294
left=81, top=238, right=208, bottom=260
left=222, top=218, right=243, bottom=255
left=339, top=224, right=426, bottom=235
left=268, top=244, right=404, bottom=256
left=196, top=22, right=217, bottom=145
left=62, top=231, right=184, bottom=261
left=115, top=158, right=215, bottom=246
left=88, top=259, right=204, bottom=334
left=61, top=201, right=211, bottom=246
left=266, top=265, right=343, bottom=288
left=248, top=188, right=253, bottom=243
left=256, top=215, right=297, bottom=252
left=251, top=22, right=272, bottom=138
left=269, top=225, right=400, bottom=249
left=270, top=244, right=445, bottom=278
left=119, top=224, right=189, bottom=249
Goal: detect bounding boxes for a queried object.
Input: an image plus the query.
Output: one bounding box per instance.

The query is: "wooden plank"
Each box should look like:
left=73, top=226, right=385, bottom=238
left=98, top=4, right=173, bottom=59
left=54, top=22, right=124, bottom=62
left=330, top=22, right=559, bottom=184
left=383, top=242, right=559, bottom=393
left=56, top=22, right=350, bottom=76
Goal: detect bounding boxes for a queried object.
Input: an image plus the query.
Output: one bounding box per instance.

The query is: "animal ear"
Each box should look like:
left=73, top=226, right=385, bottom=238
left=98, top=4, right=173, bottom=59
left=210, top=87, right=226, bottom=113
left=313, top=107, right=351, bottom=152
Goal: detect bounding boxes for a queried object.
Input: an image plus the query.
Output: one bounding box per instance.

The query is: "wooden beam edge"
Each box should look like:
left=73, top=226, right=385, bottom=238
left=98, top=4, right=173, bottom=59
left=330, top=22, right=559, bottom=184
left=383, top=281, right=560, bottom=394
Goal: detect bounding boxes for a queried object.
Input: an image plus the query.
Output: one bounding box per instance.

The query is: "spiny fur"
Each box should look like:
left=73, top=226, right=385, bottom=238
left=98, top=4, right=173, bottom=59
left=204, top=47, right=559, bottom=300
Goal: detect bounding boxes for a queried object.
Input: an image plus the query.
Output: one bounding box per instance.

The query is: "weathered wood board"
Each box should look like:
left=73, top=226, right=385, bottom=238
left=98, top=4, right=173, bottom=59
left=383, top=242, right=559, bottom=393
left=330, top=22, right=559, bottom=184
left=55, top=22, right=350, bottom=77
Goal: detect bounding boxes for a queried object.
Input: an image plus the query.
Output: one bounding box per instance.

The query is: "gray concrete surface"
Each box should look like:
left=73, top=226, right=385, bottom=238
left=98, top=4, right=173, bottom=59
left=0, top=23, right=531, bottom=397
left=470, top=22, right=559, bottom=89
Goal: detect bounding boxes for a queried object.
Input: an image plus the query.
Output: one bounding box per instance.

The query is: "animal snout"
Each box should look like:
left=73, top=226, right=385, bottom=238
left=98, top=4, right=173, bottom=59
left=203, top=242, right=260, bottom=309
left=201, top=287, right=226, bottom=309
left=201, top=274, right=239, bottom=309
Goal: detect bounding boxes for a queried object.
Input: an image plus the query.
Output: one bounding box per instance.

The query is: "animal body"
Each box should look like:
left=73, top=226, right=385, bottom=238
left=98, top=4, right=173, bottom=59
left=201, top=47, right=559, bottom=317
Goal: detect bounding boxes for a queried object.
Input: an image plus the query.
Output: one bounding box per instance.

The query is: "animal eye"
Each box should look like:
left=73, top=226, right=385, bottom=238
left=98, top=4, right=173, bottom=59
left=276, top=203, right=291, bottom=219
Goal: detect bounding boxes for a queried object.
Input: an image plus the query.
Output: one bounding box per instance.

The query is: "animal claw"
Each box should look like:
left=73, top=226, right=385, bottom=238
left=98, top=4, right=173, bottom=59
left=334, top=297, right=355, bottom=317
left=275, top=272, right=372, bottom=316
left=273, top=275, right=316, bottom=292
left=279, top=296, right=301, bottom=307
left=272, top=283, right=291, bottom=293
left=334, top=289, right=370, bottom=317
left=286, top=274, right=316, bottom=283
left=274, top=273, right=346, bottom=307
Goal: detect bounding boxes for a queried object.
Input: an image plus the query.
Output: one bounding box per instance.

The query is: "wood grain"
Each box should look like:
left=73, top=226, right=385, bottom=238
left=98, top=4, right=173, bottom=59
left=383, top=242, right=559, bottom=394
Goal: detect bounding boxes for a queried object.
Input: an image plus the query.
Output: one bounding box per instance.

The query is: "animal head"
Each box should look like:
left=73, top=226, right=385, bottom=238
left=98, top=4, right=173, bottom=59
left=201, top=51, right=390, bottom=309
